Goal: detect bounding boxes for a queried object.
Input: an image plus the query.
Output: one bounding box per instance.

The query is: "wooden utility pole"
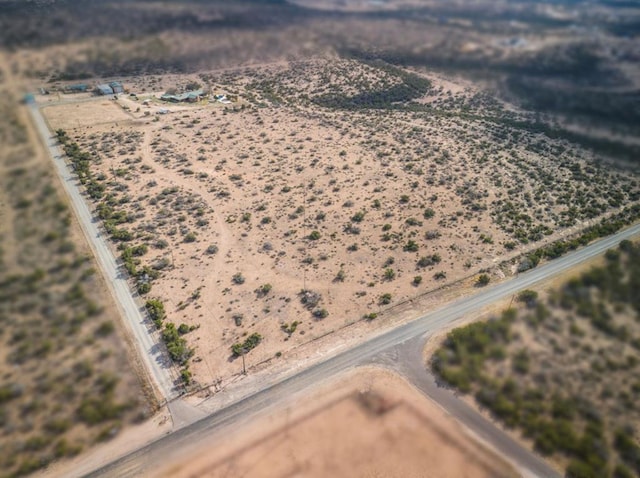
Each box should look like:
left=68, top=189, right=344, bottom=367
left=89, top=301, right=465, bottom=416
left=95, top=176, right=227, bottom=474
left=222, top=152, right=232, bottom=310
left=303, top=179, right=307, bottom=291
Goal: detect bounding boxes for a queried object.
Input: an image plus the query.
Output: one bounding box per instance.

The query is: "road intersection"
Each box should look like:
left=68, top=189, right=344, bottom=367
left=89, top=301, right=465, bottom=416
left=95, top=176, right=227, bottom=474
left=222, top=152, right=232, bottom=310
left=88, top=222, right=640, bottom=477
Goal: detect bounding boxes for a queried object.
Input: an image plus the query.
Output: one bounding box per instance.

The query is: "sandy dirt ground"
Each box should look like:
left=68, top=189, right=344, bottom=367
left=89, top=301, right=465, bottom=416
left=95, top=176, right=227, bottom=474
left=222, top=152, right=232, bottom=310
left=38, top=59, right=639, bottom=391
left=153, top=367, right=519, bottom=478
left=42, top=99, right=135, bottom=129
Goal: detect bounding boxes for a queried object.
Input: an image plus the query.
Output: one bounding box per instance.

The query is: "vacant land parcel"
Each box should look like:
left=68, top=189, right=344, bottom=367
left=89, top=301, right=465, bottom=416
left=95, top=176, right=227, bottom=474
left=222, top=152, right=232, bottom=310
left=43, top=58, right=640, bottom=387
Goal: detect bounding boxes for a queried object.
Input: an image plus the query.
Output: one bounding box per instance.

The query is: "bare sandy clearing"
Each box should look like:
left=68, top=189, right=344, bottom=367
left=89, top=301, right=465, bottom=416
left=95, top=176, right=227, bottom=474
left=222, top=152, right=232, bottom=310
left=42, top=100, right=134, bottom=129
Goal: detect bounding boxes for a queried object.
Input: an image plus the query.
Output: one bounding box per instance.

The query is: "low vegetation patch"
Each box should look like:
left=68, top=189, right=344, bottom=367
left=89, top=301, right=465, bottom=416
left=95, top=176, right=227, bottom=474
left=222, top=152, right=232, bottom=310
left=0, top=97, right=147, bottom=477
left=432, top=241, right=640, bottom=478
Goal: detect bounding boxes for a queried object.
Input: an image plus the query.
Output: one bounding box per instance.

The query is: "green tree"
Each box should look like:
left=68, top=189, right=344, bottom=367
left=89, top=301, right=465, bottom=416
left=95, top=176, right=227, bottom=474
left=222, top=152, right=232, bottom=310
left=476, top=274, right=490, bottom=286
left=232, top=333, right=263, bottom=357
left=145, top=299, right=166, bottom=327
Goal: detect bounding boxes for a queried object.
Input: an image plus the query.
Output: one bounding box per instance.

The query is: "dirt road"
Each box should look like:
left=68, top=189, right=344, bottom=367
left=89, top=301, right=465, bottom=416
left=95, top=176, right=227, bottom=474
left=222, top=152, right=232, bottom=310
left=28, top=103, right=179, bottom=401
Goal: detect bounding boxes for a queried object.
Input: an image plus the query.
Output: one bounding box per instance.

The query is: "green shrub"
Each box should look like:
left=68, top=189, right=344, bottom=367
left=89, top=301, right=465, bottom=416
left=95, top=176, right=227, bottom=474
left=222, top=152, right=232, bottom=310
left=476, top=274, right=490, bottom=286
left=281, top=321, right=300, bottom=336
left=77, top=397, right=125, bottom=425
left=404, top=240, right=419, bottom=252
left=232, top=333, right=263, bottom=357
left=313, top=308, right=328, bottom=319
left=512, top=349, right=530, bottom=374
left=258, top=283, right=272, bottom=296
left=232, top=272, right=245, bottom=284
left=162, top=323, right=194, bottom=365
left=137, top=281, right=151, bottom=295
left=95, top=321, right=115, bottom=337
left=351, top=211, right=366, bottom=222
left=145, top=299, right=166, bottom=327
left=180, top=368, right=192, bottom=385
left=517, top=290, right=538, bottom=308
left=54, top=439, right=82, bottom=458
left=614, top=429, right=640, bottom=474
left=417, top=254, right=441, bottom=267
left=45, top=418, right=72, bottom=435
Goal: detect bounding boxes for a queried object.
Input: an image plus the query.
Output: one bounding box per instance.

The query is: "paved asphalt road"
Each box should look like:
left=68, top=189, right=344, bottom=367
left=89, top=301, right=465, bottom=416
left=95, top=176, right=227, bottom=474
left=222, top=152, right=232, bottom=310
left=28, top=104, right=178, bottom=401
left=88, top=222, right=640, bottom=477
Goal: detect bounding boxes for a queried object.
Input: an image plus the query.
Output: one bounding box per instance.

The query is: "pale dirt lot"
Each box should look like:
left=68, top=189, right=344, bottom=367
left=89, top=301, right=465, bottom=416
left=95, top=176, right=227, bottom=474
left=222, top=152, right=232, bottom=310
left=40, top=59, right=639, bottom=390
left=41, top=99, right=134, bottom=130
left=153, top=367, right=520, bottom=478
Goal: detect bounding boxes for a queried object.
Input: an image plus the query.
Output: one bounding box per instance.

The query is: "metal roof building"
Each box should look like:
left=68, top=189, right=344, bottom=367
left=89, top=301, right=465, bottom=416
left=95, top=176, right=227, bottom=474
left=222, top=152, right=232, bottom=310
left=96, top=84, right=114, bottom=95
left=66, top=83, right=88, bottom=92
left=109, top=81, right=124, bottom=94
left=160, top=89, right=204, bottom=102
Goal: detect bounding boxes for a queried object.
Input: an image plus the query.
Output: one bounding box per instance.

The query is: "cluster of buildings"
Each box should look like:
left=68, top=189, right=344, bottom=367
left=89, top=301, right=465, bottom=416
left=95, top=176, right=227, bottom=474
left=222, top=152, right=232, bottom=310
left=95, top=81, right=125, bottom=95
left=61, top=81, right=125, bottom=95
left=50, top=81, right=234, bottom=111
left=160, top=89, right=205, bottom=103
left=159, top=90, right=232, bottom=104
